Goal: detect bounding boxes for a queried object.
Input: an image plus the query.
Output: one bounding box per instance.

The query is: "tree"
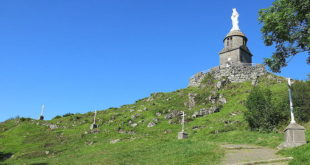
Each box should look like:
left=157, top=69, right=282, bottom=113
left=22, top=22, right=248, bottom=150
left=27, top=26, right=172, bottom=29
left=245, top=87, right=288, bottom=132
left=258, top=0, right=310, bottom=72
left=292, top=81, right=310, bottom=122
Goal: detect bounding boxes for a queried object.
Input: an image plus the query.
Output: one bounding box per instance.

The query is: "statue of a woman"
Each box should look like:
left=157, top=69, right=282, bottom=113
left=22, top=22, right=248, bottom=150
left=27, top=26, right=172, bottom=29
left=230, top=8, right=240, bottom=31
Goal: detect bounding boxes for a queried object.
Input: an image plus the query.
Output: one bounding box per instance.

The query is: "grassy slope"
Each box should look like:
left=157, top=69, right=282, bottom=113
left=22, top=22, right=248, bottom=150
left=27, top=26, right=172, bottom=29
left=0, top=73, right=309, bottom=165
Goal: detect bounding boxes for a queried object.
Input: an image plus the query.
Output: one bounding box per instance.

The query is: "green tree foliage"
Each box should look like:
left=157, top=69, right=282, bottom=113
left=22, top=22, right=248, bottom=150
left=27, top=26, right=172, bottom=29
left=292, top=81, right=310, bottom=122
left=258, top=0, right=310, bottom=72
left=245, top=87, right=288, bottom=132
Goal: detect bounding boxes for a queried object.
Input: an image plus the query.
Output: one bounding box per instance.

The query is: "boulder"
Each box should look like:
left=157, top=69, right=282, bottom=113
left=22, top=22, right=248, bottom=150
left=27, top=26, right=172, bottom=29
left=192, top=106, right=220, bottom=118
left=165, top=110, right=182, bottom=119
left=131, top=123, right=138, bottom=127
left=110, top=139, right=120, bottom=144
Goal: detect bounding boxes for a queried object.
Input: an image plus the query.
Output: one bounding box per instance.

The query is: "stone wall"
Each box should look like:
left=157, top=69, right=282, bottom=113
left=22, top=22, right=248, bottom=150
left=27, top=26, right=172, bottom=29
left=188, top=64, right=266, bottom=87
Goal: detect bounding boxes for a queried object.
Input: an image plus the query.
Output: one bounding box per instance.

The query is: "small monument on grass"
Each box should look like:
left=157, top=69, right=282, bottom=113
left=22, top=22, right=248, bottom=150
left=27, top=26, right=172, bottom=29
left=90, top=110, right=98, bottom=130
left=279, top=78, right=306, bottom=148
left=39, top=104, right=45, bottom=120
left=178, top=111, right=188, bottom=139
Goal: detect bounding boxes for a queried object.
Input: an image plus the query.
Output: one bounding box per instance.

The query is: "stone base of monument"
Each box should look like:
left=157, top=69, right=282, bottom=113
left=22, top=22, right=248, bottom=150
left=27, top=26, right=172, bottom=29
left=278, top=123, right=306, bottom=149
left=90, top=123, right=98, bottom=130
left=178, top=132, right=188, bottom=139
left=39, top=115, right=44, bottom=120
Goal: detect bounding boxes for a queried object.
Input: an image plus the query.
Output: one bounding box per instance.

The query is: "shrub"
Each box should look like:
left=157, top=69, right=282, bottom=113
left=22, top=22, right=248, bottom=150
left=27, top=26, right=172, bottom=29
left=19, top=117, right=32, bottom=122
left=245, top=87, right=288, bottom=132
left=62, top=113, right=74, bottom=117
left=292, top=81, right=310, bottom=122
left=52, top=115, right=62, bottom=120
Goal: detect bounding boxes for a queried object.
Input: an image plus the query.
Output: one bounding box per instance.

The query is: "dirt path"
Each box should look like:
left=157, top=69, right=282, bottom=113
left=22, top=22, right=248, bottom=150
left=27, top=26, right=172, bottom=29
left=221, top=144, right=293, bottom=165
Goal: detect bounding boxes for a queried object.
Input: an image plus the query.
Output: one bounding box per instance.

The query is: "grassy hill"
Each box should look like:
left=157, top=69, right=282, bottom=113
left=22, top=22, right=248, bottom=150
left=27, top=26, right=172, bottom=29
left=0, top=73, right=309, bottom=165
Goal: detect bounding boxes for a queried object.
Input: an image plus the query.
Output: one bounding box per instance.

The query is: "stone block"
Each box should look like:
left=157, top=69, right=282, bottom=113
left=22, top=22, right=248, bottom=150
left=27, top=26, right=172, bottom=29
left=178, top=131, right=188, bottom=139
left=90, top=123, right=98, bottom=130
left=278, top=123, right=306, bottom=148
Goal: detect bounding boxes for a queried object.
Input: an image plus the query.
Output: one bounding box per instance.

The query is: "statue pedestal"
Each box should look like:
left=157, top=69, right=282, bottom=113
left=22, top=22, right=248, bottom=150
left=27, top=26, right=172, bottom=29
left=278, top=123, right=306, bottom=149
left=90, top=123, right=98, bottom=130
left=178, top=131, right=188, bottom=139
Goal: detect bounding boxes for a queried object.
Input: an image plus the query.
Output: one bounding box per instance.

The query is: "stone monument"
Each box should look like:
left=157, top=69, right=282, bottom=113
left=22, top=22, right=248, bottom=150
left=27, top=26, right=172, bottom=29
left=39, top=104, right=44, bottom=120
left=178, top=111, right=188, bottom=139
left=188, top=8, right=266, bottom=87
left=90, top=110, right=98, bottom=130
left=278, top=78, right=306, bottom=148
left=219, top=8, right=252, bottom=67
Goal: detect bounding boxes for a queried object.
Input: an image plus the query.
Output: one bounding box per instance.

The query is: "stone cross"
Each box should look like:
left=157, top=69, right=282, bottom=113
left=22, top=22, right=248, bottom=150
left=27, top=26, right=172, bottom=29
left=93, top=110, right=97, bottom=124
left=230, top=8, right=240, bottom=31
left=181, top=111, right=185, bottom=132
left=178, top=111, right=188, bottom=139
left=278, top=78, right=306, bottom=148
left=287, top=78, right=296, bottom=124
left=90, top=110, right=98, bottom=130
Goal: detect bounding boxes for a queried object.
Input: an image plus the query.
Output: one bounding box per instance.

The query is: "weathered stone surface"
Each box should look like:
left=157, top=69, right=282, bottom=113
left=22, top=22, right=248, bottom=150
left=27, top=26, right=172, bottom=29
left=89, top=123, right=97, bottom=130
left=218, top=94, right=227, bottom=104
left=131, top=114, right=140, bottom=119
left=189, top=64, right=266, bottom=87
left=49, top=124, right=58, bottom=130
left=165, top=110, right=182, bottom=119
left=192, top=106, right=220, bottom=118
left=178, top=132, right=188, bottom=139
left=156, top=112, right=161, bottom=116
left=147, top=118, right=158, bottom=127
left=130, top=123, right=138, bottom=127
left=184, top=93, right=197, bottom=109
left=110, top=139, right=120, bottom=144
left=278, top=123, right=306, bottom=149
left=188, top=72, right=206, bottom=87
left=147, top=121, right=156, bottom=128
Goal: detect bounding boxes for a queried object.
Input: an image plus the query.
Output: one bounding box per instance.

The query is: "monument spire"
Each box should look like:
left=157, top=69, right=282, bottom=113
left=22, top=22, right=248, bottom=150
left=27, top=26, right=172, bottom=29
left=287, top=78, right=296, bottom=124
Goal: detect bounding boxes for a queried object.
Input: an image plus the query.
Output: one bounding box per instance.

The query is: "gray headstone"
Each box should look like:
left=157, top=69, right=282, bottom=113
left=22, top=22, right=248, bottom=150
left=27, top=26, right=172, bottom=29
left=278, top=123, right=306, bottom=148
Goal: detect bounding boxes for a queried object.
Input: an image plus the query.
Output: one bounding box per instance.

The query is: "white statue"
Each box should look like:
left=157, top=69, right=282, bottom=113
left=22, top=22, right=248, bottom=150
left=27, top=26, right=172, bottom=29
left=230, top=8, right=240, bottom=31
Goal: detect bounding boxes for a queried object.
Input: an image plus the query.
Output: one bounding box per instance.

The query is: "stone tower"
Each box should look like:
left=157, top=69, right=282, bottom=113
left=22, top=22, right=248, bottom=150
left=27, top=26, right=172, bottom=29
left=188, top=8, right=266, bottom=87
left=219, top=31, right=252, bottom=67
left=219, top=8, right=252, bottom=67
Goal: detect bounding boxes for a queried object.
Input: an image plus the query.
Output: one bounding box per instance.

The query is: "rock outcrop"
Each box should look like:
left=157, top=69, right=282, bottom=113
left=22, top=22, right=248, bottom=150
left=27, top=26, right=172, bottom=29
left=189, top=64, right=266, bottom=87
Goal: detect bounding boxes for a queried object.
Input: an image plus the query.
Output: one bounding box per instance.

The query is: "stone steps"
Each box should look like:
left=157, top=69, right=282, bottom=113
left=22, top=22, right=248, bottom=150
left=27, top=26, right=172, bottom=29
left=221, top=144, right=293, bottom=165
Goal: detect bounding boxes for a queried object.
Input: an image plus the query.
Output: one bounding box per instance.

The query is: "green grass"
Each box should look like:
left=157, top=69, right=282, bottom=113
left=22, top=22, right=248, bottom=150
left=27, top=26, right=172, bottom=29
left=0, top=73, right=309, bottom=165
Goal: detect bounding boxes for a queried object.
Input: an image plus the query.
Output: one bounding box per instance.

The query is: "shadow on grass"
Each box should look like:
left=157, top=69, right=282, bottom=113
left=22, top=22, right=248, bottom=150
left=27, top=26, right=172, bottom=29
left=0, top=152, right=13, bottom=161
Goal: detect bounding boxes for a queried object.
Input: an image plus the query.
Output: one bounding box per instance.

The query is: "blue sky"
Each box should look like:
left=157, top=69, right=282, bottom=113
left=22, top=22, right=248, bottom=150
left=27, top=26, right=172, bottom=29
left=0, top=0, right=309, bottom=122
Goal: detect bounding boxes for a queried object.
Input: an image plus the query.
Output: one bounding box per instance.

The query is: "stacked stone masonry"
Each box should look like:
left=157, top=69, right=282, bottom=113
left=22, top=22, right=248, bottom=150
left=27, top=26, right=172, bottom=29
left=189, top=64, right=266, bottom=87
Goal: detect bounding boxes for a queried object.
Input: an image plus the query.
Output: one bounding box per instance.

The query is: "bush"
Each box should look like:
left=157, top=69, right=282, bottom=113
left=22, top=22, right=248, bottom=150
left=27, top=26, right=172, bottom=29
left=292, top=81, right=310, bottom=122
left=62, top=113, right=74, bottom=117
left=52, top=115, right=62, bottom=120
left=245, top=87, right=288, bottom=132
left=19, top=117, right=32, bottom=122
